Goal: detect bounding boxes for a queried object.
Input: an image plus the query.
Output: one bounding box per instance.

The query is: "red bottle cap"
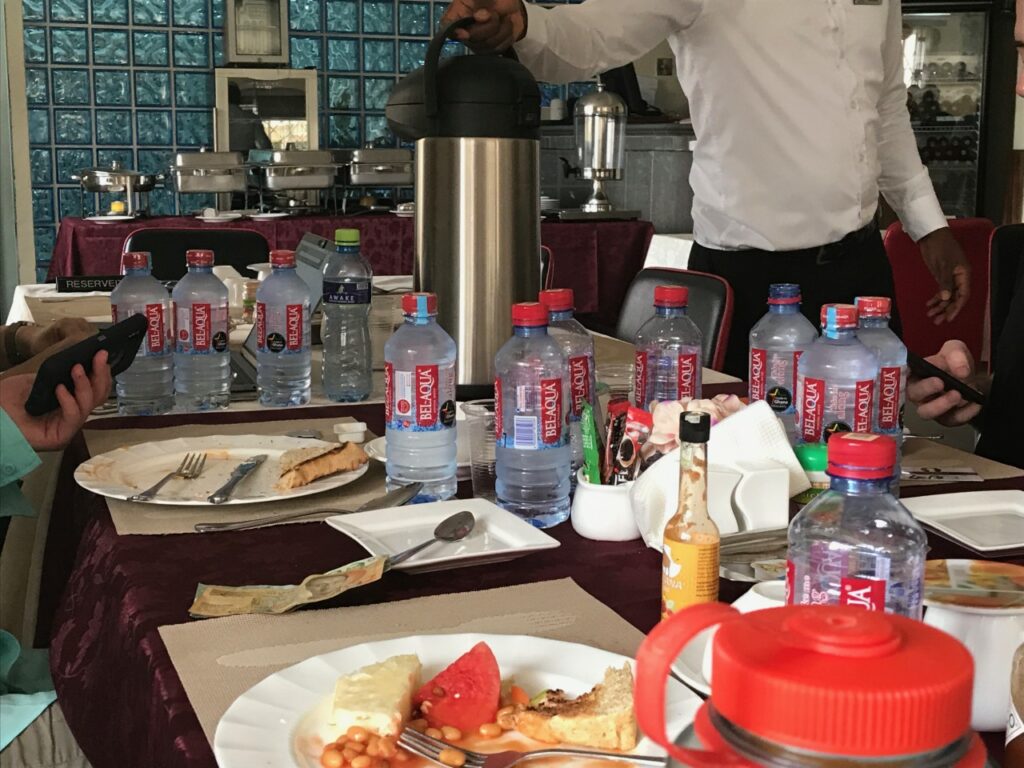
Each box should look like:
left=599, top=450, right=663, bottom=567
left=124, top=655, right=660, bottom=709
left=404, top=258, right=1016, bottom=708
left=121, top=251, right=150, bottom=270
left=185, top=249, right=214, bottom=267
left=654, top=285, right=688, bottom=307
left=856, top=296, right=893, bottom=318
left=538, top=288, right=574, bottom=312
left=820, top=303, right=858, bottom=329
left=827, top=433, right=897, bottom=479
left=269, top=249, right=295, bottom=267
left=511, top=302, right=548, bottom=327
left=402, top=292, right=437, bottom=315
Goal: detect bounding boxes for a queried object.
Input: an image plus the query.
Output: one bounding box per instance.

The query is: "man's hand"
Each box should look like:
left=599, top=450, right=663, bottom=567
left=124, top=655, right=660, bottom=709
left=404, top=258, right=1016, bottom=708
left=441, top=0, right=526, bottom=52
left=21, top=317, right=94, bottom=358
left=919, top=227, right=970, bottom=324
left=906, top=340, right=984, bottom=427
left=0, top=350, right=112, bottom=451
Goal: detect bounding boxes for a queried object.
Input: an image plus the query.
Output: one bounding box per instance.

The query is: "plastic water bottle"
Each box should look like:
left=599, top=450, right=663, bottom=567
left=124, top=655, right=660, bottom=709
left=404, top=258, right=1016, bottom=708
left=787, top=433, right=926, bottom=618
left=322, top=228, right=372, bottom=401
left=110, top=251, right=174, bottom=415
left=384, top=292, right=457, bottom=501
left=749, top=283, right=818, bottom=440
left=172, top=249, right=230, bottom=410
left=494, top=302, right=571, bottom=528
left=256, top=249, right=311, bottom=407
left=539, top=288, right=599, bottom=488
left=633, top=285, right=702, bottom=408
left=796, top=304, right=879, bottom=444
left=855, top=295, right=907, bottom=470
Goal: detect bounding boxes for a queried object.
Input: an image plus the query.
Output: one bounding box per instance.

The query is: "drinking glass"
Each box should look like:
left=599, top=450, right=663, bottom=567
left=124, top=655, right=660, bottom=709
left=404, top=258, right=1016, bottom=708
left=461, top=399, right=497, bottom=502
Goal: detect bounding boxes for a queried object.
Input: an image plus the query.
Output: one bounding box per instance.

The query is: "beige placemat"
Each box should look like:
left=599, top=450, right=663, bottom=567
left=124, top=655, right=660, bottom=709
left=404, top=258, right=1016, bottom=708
left=83, top=417, right=384, bottom=535
left=159, top=578, right=644, bottom=745
left=901, top=437, right=1024, bottom=485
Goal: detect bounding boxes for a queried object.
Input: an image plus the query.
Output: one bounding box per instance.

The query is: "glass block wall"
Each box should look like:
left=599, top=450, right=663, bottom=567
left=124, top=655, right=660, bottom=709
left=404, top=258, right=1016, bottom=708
left=21, top=0, right=586, bottom=280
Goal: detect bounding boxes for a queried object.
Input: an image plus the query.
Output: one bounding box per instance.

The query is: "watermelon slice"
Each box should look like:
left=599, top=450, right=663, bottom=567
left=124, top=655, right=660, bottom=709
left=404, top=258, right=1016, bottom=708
left=413, top=642, right=501, bottom=731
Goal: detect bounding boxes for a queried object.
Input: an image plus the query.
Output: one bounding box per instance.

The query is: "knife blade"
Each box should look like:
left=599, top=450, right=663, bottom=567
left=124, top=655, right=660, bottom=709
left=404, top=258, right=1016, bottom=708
left=208, top=454, right=268, bottom=504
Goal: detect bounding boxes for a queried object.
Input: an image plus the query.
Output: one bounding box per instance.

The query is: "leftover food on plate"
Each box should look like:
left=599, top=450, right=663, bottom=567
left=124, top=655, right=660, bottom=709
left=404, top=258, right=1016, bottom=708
left=331, top=654, right=422, bottom=737
left=276, top=442, right=369, bottom=490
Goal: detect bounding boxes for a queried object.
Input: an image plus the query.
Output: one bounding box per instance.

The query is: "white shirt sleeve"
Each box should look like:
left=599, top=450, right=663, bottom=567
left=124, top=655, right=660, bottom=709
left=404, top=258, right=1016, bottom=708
left=876, top=0, right=948, bottom=242
left=515, top=0, right=702, bottom=85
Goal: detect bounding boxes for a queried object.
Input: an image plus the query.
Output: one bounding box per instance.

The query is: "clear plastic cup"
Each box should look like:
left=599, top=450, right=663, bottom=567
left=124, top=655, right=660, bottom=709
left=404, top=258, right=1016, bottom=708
left=461, top=399, right=497, bottom=502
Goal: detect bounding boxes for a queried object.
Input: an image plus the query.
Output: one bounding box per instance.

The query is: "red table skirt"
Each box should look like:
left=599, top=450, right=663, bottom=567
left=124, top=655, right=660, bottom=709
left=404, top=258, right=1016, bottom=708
left=47, top=216, right=654, bottom=334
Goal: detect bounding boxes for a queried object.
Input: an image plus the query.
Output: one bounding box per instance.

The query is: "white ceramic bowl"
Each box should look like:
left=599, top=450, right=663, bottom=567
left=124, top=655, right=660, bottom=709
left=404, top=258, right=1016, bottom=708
left=570, top=469, right=641, bottom=542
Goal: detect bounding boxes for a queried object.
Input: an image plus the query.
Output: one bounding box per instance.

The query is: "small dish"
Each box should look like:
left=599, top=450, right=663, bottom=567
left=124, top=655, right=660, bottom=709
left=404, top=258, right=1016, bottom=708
left=196, top=212, right=244, bottom=223
left=900, top=490, right=1024, bottom=553
left=325, top=498, right=560, bottom=574
left=85, top=214, right=136, bottom=222
left=250, top=212, right=290, bottom=220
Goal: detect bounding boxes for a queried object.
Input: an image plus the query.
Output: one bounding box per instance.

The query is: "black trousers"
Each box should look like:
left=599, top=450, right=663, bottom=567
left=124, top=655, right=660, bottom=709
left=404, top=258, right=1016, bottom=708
left=688, top=224, right=901, bottom=379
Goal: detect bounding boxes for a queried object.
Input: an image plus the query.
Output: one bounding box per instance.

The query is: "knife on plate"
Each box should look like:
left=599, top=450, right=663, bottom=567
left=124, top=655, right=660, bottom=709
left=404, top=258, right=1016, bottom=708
left=208, top=454, right=268, bottom=505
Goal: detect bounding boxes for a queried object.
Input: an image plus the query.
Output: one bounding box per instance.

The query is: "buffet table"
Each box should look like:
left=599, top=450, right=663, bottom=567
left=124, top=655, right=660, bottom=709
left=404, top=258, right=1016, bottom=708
left=46, top=215, right=655, bottom=333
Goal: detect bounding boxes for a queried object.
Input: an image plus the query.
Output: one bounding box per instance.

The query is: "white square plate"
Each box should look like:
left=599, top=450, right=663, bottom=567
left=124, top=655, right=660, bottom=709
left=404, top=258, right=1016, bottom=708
left=325, top=498, right=561, bottom=573
left=901, top=490, right=1024, bottom=553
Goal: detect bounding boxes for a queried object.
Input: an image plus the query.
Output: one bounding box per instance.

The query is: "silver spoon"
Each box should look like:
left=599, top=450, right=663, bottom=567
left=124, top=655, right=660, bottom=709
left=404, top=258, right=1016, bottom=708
left=387, top=510, right=475, bottom=569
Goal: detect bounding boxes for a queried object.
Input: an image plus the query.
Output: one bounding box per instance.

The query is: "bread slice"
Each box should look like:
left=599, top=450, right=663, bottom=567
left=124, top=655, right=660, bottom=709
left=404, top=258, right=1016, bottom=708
left=275, top=442, right=368, bottom=490
left=500, top=664, right=637, bottom=751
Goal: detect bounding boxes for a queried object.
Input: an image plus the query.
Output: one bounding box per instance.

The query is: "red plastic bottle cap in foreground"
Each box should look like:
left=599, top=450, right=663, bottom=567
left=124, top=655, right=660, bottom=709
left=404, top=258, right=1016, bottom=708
left=654, top=285, right=688, bottom=307
left=538, top=288, right=574, bottom=312
left=856, top=296, right=893, bottom=317
left=826, top=432, right=897, bottom=479
left=185, top=249, right=214, bottom=267
left=402, top=292, right=437, bottom=315
left=820, top=303, right=858, bottom=328
left=511, top=302, right=548, bottom=326
left=122, top=251, right=150, bottom=270
left=269, top=249, right=295, bottom=267
left=711, top=605, right=973, bottom=757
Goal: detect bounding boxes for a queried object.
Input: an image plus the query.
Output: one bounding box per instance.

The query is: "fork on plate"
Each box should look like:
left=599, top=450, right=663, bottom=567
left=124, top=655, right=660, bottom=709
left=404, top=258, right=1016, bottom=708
left=398, top=726, right=667, bottom=768
left=128, top=452, right=207, bottom=502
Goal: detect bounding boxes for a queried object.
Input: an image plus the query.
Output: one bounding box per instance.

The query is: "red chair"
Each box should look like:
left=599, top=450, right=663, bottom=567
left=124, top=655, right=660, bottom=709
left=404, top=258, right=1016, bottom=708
left=882, top=218, right=992, bottom=363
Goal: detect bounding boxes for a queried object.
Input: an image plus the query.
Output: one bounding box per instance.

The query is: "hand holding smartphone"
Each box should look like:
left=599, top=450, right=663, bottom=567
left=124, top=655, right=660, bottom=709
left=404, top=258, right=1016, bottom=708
left=907, top=350, right=987, bottom=407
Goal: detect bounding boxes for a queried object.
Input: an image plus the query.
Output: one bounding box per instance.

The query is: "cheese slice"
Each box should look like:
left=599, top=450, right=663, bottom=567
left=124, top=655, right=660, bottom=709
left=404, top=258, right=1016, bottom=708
left=330, top=654, right=422, bottom=736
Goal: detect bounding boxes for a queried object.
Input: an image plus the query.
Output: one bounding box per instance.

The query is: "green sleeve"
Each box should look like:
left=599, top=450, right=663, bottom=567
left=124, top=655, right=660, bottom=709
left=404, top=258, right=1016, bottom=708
left=0, top=410, right=41, bottom=519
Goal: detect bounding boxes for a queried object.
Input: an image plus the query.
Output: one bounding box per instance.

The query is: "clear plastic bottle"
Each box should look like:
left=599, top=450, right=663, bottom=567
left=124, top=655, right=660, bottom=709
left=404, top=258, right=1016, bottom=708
left=787, top=433, right=926, bottom=618
left=749, top=283, right=818, bottom=440
left=110, top=251, right=174, bottom=415
left=172, top=249, right=230, bottom=411
left=384, top=292, right=458, bottom=501
left=494, top=302, right=571, bottom=528
left=633, top=285, right=702, bottom=409
left=256, top=249, right=311, bottom=407
left=796, top=304, right=879, bottom=444
left=855, top=296, right=907, bottom=491
left=539, top=288, right=599, bottom=487
left=322, top=228, right=372, bottom=402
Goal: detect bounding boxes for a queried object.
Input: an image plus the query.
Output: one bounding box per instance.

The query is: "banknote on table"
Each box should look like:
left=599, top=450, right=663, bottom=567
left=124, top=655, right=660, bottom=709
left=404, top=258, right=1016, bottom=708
left=189, top=555, right=387, bottom=618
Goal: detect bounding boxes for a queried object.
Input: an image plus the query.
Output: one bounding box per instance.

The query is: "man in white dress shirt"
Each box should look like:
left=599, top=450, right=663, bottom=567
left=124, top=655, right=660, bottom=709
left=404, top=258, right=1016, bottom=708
left=442, top=0, right=971, bottom=376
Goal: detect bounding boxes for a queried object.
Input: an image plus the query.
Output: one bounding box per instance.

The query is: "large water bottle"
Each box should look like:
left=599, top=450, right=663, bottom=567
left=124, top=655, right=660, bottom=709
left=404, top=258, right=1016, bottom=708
left=796, top=304, right=879, bottom=444
left=256, top=249, right=311, bottom=407
left=322, top=228, right=372, bottom=401
left=633, top=285, right=702, bottom=408
left=749, top=283, right=819, bottom=440
left=172, top=249, right=230, bottom=410
left=110, top=250, right=174, bottom=415
left=787, top=433, right=926, bottom=618
left=494, top=302, right=571, bottom=528
left=384, top=292, right=458, bottom=501
left=539, top=288, right=599, bottom=486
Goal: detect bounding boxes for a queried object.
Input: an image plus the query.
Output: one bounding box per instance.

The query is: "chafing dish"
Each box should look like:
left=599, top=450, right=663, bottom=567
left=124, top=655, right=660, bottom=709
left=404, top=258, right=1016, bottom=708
left=72, top=161, right=164, bottom=216
left=255, top=150, right=337, bottom=191
left=171, top=149, right=250, bottom=193
left=338, top=148, right=413, bottom=186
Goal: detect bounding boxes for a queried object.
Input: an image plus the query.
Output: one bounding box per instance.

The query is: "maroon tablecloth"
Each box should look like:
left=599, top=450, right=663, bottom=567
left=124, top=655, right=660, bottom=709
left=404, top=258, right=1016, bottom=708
left=46, top=216, right=654, bottom=333
left=45, top=386, right=1017, bottom=768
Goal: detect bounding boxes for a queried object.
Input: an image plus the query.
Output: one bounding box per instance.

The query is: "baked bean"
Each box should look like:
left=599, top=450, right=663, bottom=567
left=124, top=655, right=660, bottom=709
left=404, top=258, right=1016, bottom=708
left=478, top=723, right=502, bottom=739
left=347, top=727, right=371, bottom=743
left=496, top=706, right=514, bottom=720
left=394, top=750, right=410, bottom=762
left=343, top=748, right=359, bottom=762
left=366, top=741, right=380, bottom=757
left=351, top=755, right=373, bottom=768
left=425, top=728, right=443, bottom=740
left=439, top=748, right=466, bottom=767
left=321, top=749, right=344, bottom=768
left=380, top=760, right=390, bottom=768
left=440, top=726, right=462, bottom=742
left=409, top=719, right=429, bottom=732
left=347, top=741, right=366, bottom=753
left=378, top=738, right=398, bottom=758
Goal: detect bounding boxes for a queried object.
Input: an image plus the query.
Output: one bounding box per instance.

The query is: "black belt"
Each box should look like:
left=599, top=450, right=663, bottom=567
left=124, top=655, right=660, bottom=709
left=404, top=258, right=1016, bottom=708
left=807, top=219, right=881, bottom=265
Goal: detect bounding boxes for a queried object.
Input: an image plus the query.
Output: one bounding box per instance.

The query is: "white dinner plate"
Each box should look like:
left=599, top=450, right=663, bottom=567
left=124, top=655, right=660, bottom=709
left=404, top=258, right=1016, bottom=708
left=250, top=212, right=291, bottom=220
left=85, top=214, right=136, bottom=222
left=196, top=212, right=244, bottom=223
left=326, top=498, right=560, bottom=573
left=901, top=490, right=1024, bottom=553
left=213, top=633, right=702, bottom=768
left=671, top=627, right=713, bottom=696
left=364, top=424, right=471, bottom=469
left=75, top=434, right=368, bottom=506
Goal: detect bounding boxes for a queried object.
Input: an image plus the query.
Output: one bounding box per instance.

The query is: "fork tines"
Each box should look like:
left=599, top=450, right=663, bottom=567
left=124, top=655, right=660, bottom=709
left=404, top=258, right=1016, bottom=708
left=182, top=452, right=207, bottom=478
left=398, top=728, right=485, bottom=768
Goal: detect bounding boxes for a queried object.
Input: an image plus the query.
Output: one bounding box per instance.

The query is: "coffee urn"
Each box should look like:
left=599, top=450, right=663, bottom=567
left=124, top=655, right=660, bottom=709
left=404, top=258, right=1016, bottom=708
left=386, top=18, right=542, bottom=398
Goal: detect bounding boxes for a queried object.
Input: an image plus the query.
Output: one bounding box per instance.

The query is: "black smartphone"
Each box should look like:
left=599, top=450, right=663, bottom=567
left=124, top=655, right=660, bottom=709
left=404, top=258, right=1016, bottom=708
left=907, top=350, right=987, bottom=407
left=24, top=314, right=148, bottom=416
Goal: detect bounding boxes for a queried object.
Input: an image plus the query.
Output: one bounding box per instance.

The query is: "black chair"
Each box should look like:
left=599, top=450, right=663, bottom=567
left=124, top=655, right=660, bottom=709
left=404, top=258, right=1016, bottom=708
left=615, top=267, right=734, bottom=371
left=121, top=227, right=271, bottom=281
left=990, top=223, right=1024, bottom=369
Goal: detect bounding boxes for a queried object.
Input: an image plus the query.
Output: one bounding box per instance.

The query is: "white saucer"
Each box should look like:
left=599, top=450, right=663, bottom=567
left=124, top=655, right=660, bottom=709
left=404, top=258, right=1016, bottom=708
left=249, top=212, right=290, bottom=220
left=85, top=214, right=136, bottom=222
left=195, top=212, right=243, bottom=223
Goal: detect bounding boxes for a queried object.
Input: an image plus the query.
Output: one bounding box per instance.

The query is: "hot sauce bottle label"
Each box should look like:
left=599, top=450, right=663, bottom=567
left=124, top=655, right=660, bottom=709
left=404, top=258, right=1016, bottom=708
left=661, top=537, right=719, bottom=618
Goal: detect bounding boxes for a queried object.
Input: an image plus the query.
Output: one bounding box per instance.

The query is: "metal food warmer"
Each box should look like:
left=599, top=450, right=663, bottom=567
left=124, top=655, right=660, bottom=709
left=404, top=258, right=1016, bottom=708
left=72, top=161, right=165, bottom=217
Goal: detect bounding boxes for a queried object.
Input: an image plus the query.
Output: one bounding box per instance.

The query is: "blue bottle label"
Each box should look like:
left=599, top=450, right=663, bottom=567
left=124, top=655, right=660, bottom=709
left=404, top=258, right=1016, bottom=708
left=323, top=279, right=370, bottom=305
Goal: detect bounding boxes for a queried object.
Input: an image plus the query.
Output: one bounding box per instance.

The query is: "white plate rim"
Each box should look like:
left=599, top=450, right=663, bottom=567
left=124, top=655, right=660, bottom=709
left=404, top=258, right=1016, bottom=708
left=195, top=212, right=244, bottom=222
left=250, top=212, right=291, bottom=219
left=901, top=490, right=1024, bottom=553
left=212, top=632, right=702, bottom=768
left=363, top=435, right=471, bottom=469
left=84, top=214, right=136, bottom=222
